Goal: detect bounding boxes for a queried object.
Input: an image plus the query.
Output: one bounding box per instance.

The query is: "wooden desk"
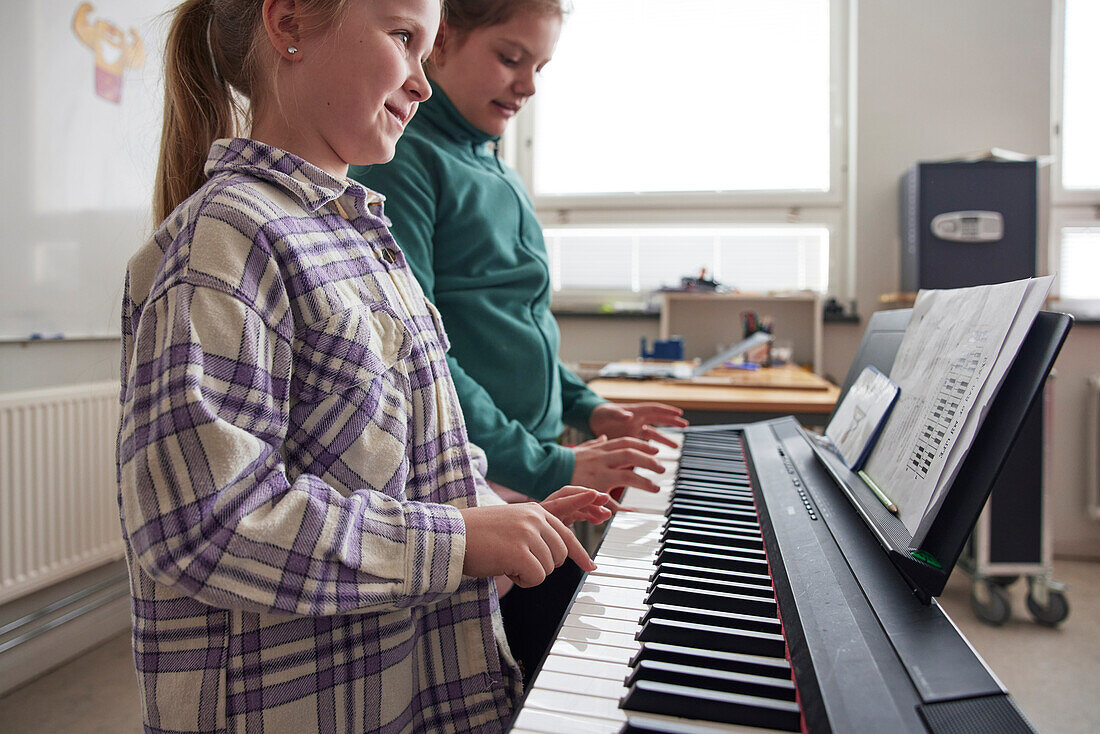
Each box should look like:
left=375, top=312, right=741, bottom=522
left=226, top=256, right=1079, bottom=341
left=589, top=364, right=841, bottom=425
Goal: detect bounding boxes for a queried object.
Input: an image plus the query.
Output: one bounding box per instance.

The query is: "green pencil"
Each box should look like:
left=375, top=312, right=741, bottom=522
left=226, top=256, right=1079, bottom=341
left=858, top=470, right=898, bottom=514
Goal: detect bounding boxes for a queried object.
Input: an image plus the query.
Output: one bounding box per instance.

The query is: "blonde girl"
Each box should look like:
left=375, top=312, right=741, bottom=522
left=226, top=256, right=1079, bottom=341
left=118, top=1, right=609, bottom=731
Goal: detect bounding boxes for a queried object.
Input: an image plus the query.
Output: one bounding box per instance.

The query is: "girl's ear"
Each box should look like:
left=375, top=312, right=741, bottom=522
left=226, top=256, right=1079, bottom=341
left=431, top=23, right=451, bottom=68
left=262, top=0, right=302, bottom=61
left=426, top=22, right=457, bottom=67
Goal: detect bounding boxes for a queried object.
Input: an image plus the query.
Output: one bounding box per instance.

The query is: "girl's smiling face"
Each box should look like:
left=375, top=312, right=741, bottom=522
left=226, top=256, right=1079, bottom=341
left=254, top=0, right=440, bottom=177
left=429, top=10, right=562, bottom=138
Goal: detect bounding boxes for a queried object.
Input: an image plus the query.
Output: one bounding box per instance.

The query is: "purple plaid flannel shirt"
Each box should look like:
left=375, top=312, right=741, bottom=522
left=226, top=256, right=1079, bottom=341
left=117, top=138, right=521, bottom=733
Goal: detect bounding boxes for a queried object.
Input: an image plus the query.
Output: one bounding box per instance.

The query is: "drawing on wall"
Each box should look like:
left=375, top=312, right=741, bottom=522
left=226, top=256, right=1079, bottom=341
left=0, top=1, right=173, bottom=339
left=72, top=2, right=146, bottom=104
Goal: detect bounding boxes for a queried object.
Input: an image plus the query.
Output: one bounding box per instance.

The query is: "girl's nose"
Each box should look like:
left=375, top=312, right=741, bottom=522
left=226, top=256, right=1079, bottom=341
left=407, top=62, right=432, bottom=102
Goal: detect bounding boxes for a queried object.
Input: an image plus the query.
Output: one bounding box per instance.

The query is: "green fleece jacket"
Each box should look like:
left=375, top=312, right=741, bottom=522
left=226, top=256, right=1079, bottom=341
left=350, top=88, right=604, bottom=499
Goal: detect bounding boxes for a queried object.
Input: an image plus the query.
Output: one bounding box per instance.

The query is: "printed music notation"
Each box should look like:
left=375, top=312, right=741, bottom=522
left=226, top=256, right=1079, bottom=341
left=863, top=277, right=1052, bottom=540
left=907, top=340, right=985, bottom=479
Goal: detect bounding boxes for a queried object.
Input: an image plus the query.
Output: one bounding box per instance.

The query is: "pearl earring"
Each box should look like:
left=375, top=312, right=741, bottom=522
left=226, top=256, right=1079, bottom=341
left=287, top=46, right=298, bottom=55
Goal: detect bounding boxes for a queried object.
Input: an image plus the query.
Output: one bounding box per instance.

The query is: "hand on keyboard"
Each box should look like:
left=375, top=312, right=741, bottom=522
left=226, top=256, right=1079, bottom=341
left=459, top=497, right=599, bottom=587
left=572, top=436, right=666, bottom=493
left=587, top=402, right=689, bottom=448
left=542, top=485, right=619, bottom=525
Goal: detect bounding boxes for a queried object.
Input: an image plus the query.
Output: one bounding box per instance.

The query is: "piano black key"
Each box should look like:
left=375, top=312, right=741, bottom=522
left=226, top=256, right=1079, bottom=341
left=630, top=641, right=792, bottom=680
left=670, top=490, right=755, bottom=507
left=617, top=716, right=725, bottom=734
left=648, top=572, right=773, bottom=599
left=666, top=501, right=759, bottom=522
left=620, top=679, right=801, bottom=732
left=653, top=562, right=774, bottom=588
left=675, top=474, right=751, bottom=489
left=660, top=537, right=767, bottom=560
left=643, top=602, right=781, bottom=636
left=664, top=515, right=761, bottom=534
left=619, top=713, right=801, bottom=734
left=637, top=616, right=786, bottom=658
left=655, top=546, right=770, bottom=574
left=671, top=484, right=753, bottom=496
left=645, top=582, right=778, bottom=618
left=627, top=658, right=798, bottom=701
left=660, top=525, right=764, bottom=550
left=677, top=468, right=750, bottom=482
left=669, top=496, right=755, bottom=512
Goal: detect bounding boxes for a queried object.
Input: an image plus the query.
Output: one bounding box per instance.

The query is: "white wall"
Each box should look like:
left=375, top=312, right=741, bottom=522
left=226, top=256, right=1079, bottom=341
left=560, top=0, right=1100, bottom=558
left=3, top=0, right=1097, bottom=558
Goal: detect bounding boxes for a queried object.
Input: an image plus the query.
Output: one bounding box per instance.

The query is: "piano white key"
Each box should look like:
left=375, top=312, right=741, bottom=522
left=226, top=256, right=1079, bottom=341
left=602, top=512, right=666, bottom=541
left=527, top=669, right=628, bottom=701
left=561, top=612, right=644, bottom=636
left=568, top=601, right=644, bottom=623
left=548, top=638, right=636, bottom=666
left=573, top=581, right=648, bottom=611
left=597, top=542, right=658, bottom=562
left=509, top=705, right=620, bottom=733
left=589, top=557, right=656, bottom=580
left=521, top=685, right=627, bottom=724
left=540, top=650, right=631, bottom=680
left=585, top=573, right=651, bottom=591
left=555, top=624, right=640, bottom=652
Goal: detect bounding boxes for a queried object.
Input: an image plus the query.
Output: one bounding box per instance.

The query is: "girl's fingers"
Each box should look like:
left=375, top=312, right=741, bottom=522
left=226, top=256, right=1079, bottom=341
left=642, top=425, right=680, bottom=448
left=545, top=513, right=596, bottom=572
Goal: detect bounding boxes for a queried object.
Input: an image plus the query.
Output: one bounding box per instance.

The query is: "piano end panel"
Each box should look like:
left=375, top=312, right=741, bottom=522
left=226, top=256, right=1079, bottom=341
left=917, top=695, right=1037, bottom=734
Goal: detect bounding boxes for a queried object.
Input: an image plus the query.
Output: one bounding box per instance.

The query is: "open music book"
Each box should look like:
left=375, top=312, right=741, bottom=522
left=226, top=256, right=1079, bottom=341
left=860, top=276, right=1053, bottom=541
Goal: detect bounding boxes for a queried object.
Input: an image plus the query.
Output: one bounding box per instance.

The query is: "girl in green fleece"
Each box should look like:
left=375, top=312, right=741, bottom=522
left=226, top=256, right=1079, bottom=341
left=351, top=0, right=687, bottom=505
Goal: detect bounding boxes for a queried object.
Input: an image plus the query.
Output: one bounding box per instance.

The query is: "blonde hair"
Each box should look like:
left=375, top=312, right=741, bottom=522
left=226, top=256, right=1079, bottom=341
left=154, top=0, right=349, bottom=223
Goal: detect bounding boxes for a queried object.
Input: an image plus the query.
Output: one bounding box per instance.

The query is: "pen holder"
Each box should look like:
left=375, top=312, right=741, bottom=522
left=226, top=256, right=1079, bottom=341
left=745, top=337, right=771, bottom=366
left=640, top=337, right=684, bottom=361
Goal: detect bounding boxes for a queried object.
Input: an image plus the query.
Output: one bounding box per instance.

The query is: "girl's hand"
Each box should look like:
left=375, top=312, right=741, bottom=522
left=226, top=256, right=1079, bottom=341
left=572, top=435, right=664, bottom=493
left=541, top=485, right=618, bottom=525
left=588, top=402, right=688, bottom=448
left=459, top=502, right=597, bottom=587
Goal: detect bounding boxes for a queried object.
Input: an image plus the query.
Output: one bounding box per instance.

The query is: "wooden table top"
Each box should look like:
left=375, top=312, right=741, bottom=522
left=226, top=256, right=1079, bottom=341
left=589, top=364, right=841, bottom=413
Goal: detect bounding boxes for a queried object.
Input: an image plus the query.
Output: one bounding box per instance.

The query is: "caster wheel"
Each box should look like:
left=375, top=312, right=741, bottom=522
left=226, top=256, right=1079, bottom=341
left=1026, top=589, right=1069, bottom=627
left=970, top=581, right=1011, bottom=626
left=988, top=575, right=1019, bottom=588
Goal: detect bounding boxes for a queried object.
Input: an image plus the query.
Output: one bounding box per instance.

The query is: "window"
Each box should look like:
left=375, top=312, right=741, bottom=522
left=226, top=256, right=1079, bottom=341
left=1058, top=228, right=1100, bottom=299
left=514, top=0, right=847, bottom=301
left=545, top=226, right=829, bottom=294
left=1052, top=0, right=1100, bottom=299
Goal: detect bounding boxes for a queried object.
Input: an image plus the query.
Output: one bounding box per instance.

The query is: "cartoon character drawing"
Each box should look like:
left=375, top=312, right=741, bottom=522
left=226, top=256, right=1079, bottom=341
left=72, top=2, right=145, bottom=104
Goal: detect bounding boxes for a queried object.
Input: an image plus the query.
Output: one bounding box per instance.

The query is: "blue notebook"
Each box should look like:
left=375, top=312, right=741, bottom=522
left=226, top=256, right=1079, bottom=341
left=824, top=366, right=900, bottom=471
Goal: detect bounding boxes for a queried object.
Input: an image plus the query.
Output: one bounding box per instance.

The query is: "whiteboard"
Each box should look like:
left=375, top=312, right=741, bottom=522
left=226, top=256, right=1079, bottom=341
left=0, top=1, right=171, bottom=339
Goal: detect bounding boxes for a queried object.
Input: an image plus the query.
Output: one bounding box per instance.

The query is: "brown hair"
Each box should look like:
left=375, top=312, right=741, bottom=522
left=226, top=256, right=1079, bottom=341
left=154, top=0, right=349, bottom=223
left=443, top=0, right=568, bottom=35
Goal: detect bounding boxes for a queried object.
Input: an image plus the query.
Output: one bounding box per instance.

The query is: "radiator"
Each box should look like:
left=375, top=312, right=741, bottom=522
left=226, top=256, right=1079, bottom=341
left=0, top=381, right=123, bottom=605
left=1089, top=375, right=1100, bottom=521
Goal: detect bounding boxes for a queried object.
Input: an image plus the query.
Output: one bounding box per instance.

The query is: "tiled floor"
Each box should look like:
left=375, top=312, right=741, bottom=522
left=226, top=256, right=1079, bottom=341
left=937, top=558, right=1100, bottom=734
left=1, top=560, right=1097, bottom=733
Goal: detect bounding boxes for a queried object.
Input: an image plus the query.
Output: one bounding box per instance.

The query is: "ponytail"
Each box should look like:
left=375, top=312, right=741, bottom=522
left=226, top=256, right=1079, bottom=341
left=155, top=0, right=241, bottom=223
left=153, top=0, right=364, bottom=223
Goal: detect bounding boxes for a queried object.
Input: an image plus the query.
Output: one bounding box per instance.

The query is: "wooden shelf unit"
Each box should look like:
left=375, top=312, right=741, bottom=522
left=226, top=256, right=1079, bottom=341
left=658, top=291, right=823, bottom=374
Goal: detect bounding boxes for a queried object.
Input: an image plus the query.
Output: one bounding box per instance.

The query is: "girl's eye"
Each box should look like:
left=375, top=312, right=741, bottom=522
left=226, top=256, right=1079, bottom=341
left=396, top=31, right=411, bottom=46
left=498, top=54, right=519, bottom=66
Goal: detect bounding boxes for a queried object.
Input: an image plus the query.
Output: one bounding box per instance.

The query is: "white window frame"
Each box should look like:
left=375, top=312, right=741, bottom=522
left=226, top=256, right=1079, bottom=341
left=1050, top=0, right=1100, bottom=299
left=507, top=0, right=852, bottom=303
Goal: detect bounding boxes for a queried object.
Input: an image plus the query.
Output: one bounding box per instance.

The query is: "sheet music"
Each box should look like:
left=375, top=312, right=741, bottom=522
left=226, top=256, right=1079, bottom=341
left=863, top=276, right=1053, bottom=539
